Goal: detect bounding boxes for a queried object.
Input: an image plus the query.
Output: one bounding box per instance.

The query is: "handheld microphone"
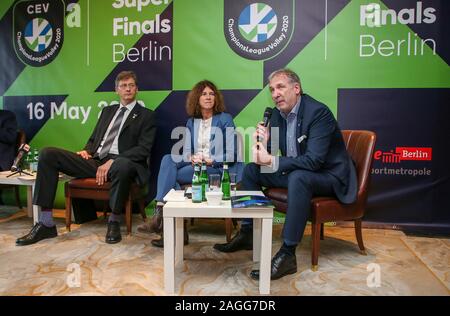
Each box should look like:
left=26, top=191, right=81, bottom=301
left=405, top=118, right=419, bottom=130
left=257, top=107, right=273, bottom=148
left=262, top=107, right=273, bottom=127
left=11, top=143, right=30, bottom=172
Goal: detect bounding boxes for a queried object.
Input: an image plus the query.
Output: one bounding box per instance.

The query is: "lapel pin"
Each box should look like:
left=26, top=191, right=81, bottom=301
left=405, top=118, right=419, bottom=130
left=297, top=135, right=307, bottom=144
left=132, top=113, right=138, bottom=119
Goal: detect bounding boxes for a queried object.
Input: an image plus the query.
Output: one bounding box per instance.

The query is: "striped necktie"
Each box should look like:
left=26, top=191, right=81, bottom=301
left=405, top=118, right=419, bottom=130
left=98, top=107, right=127, bottom=159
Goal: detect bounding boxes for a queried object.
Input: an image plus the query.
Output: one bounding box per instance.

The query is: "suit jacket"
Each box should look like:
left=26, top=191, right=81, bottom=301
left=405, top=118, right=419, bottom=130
left=268, top=94, right=357, bottom=204
left=184, top=112, right=244, bottom=180
left=84, top=102, right=157, bottom=184
left=0, top=110, right=18, bottom=171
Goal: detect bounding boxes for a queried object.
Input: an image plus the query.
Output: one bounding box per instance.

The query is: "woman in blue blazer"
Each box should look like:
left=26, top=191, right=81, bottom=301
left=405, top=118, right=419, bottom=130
left=138, top=80, right=243, bottom=246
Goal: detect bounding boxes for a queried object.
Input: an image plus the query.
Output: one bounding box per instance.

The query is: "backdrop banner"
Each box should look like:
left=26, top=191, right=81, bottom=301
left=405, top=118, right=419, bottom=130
left=0, top=0, right=448, bottom=230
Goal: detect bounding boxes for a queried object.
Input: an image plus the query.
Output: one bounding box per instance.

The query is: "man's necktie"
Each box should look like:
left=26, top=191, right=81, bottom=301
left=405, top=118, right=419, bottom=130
left=98, top=107, right=127, bottom=159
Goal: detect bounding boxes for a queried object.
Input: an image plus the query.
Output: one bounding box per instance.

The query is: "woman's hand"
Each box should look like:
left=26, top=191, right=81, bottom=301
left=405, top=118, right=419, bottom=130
left=191, top=153, right=203, bottom=165
left=204, top=157, right=213, bottom=166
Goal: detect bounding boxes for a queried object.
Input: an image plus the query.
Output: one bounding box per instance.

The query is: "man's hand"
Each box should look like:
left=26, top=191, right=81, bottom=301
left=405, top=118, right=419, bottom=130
left=254, top=122, right=270, bottom=147
left=96, top=159, right=114, bottom=185
left=76, top=150, right=92, bottom=160
left=252, top=143, right=273, bottom=166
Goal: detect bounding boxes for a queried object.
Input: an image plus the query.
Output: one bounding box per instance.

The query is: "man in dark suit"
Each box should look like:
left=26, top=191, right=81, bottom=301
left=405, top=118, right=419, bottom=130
left=0, top=109, right=18, bottom=171
left=16, top=71, right=157, bottom=246
left=214, top=69, right=357, bottom=280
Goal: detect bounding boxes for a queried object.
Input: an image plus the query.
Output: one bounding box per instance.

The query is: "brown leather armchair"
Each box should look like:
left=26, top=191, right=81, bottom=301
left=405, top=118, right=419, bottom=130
left=264, top=130, right=376, bottom=271
left=64, top=178, right=147, bottom=235
left=0, top=129, right=26, bottom=208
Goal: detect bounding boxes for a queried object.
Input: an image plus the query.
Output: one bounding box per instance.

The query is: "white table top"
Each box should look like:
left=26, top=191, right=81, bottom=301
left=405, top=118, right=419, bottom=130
left=0, top=171, right=71, bottom=185
left=0, top=171, right=36, bottom=185
left=163, top=190, right=274, bottom=219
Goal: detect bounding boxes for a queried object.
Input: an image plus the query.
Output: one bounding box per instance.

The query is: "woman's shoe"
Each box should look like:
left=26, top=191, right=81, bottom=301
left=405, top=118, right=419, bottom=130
left=151, top=220, right=189, bottom=248
left=137, top=205, right=163, bottom=234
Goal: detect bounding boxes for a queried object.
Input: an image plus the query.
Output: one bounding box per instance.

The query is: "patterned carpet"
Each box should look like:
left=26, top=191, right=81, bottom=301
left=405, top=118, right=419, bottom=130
left=0, top=213, right=448, bottom=296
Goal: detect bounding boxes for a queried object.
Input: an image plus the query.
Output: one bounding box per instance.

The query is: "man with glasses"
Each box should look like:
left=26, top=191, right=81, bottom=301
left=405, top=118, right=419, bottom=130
left=16, top=71, right=157, bottom=246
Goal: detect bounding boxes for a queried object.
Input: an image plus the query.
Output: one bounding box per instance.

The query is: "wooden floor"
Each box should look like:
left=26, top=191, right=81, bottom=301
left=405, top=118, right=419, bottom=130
left=0, top=209, right=448, bottom=296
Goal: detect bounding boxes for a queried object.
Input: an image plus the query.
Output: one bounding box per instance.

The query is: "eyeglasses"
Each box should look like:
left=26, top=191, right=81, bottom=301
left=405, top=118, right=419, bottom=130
left=118, top=83, right=136, bottom=89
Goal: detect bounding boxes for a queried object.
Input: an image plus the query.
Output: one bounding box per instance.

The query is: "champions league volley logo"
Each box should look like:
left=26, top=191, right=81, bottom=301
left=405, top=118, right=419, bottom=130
left=224, top=0, right=293, bottom=60
left=238, top=3, right=277, bottom=43
left=24, top=18, right=53, bottom=52
left=13, top=0, right=64, bottom=67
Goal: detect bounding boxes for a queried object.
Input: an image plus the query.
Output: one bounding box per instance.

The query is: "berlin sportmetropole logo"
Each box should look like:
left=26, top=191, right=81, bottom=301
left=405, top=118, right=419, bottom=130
left=13, top=0, right=64, bottom=67
left=224, top=0, right=294, bottom=60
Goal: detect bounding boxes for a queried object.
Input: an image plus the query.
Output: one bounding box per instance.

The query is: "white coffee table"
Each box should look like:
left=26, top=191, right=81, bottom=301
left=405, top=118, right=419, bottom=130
left=163, top=190, right=273, bottom=295
left=0, top=171, right=39, bottom=223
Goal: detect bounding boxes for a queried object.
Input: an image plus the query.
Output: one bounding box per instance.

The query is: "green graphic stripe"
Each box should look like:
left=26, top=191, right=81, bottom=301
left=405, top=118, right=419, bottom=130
left=0, top=0, right=15, bottom=20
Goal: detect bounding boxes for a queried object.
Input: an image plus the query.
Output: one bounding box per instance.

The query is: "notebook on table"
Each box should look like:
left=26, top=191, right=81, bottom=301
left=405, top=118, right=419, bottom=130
left=231, top=195, right=274, bottom=208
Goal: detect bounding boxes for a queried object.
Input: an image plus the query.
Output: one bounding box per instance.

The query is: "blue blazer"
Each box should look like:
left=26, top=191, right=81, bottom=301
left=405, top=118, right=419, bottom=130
left=0, top=110, right=18, bottom=171
left=268, top=94, right=357, bottom=204
left=184, top=112, right=244, bottom=182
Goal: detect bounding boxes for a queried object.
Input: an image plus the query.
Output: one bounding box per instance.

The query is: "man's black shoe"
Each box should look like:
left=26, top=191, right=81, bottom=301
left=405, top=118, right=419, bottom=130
left=250, top=250, right=297, bottom=280
left=16, top=222, right=57, bottom=246
left=105, top=221, right=122, bottom=244
left=151, top=229, right=189, bottom=248
left=213, top=230, right=252, bottom=253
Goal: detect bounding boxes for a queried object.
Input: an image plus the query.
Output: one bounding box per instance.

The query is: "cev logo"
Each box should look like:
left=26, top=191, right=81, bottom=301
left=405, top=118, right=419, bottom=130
left=27, top=3, right=49, bottom=14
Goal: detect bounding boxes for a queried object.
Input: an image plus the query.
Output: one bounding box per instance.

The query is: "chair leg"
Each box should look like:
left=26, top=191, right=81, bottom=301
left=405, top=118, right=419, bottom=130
left=320, top=223, right=324, bottom=240
left=232, top=219, right=238, bottom=228
left=14, top=186, right=22, bottom=209
left=354, top=218, right=366, bottom=255
left=225, top=218, right=233, bottom=242
left=65, top=196, right=72, bottom=232
left=190, top=218, right=195, bottom=226
left=125, top=198, right=132, bottom=236
left=311, top=222, right=321, bottom=271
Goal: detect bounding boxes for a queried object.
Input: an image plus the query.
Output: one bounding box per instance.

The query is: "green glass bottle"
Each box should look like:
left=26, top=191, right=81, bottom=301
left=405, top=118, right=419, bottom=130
left=31, top=148, right=39, bottom=172
left=200, top=161, right=208, bottom=201
left=191, top=164, right=202, bottom=203
left=221, top=162, right=231, bottom=200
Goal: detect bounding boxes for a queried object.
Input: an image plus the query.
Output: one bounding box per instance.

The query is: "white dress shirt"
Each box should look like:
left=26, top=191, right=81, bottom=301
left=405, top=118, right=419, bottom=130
left=96, top=101, right=137, bottom=155
left=195, top=116, right=212, bottom=159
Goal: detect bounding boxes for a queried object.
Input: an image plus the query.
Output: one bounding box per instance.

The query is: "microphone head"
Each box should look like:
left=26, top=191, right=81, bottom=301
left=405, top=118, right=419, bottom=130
left=263, top=107, right=273, bottom=126
left=11, top=144, right=30, bottom=172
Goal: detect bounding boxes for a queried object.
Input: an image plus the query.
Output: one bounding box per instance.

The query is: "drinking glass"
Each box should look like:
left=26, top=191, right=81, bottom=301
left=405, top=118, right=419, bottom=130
left=208, top=174, right=221, bottom=192
left=229, top=173, right=237, bottom=197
